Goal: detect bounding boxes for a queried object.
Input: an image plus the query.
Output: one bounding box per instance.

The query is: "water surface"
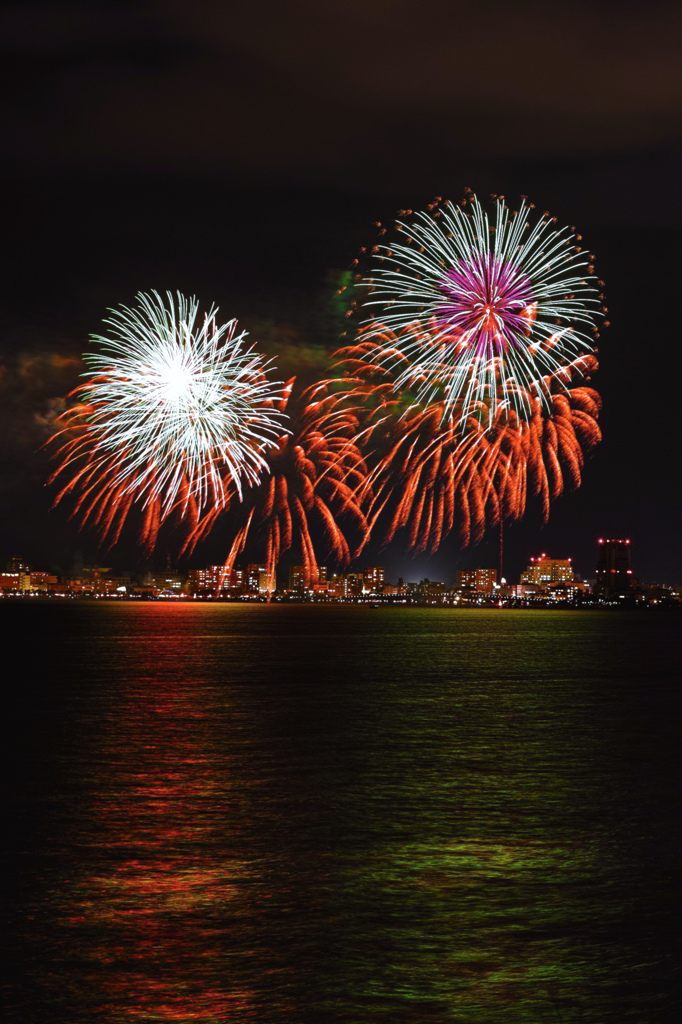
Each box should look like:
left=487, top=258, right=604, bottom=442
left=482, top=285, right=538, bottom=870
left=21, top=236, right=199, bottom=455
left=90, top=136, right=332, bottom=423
left=3, top=604, right=681, bottom=1022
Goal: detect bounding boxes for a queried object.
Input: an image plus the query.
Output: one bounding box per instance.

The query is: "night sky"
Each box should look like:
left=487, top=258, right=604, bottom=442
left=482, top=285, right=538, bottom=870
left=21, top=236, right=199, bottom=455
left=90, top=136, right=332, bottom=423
left=1, top=0, right=681, bottom=585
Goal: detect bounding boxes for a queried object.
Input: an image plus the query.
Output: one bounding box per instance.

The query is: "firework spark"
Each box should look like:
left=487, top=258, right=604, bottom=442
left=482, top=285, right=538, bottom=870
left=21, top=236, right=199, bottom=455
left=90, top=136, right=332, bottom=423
left=182, top=379, right=370, bottom=593
left=50, top=291, right=288, bottom=549
left=361, top=193, right=602, bottom=424
left=331, top=328, right=601, bottom=553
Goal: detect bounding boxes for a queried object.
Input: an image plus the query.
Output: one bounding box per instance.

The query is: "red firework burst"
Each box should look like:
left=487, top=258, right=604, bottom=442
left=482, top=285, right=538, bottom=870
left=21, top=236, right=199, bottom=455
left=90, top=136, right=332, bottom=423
left=180, top=378, right=370, bottom=593
left=329, top=325, right=601, bottom=554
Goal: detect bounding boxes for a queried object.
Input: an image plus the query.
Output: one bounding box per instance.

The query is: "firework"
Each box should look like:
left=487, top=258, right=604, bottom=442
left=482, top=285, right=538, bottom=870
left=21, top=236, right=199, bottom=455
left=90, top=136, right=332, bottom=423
left=50, top=291, right=287, bottom=549
left=360, top=193, right=603, bottom=424
left=182, top=379, right=370, bottom=594
left=331, top=327, right=601, bottom=553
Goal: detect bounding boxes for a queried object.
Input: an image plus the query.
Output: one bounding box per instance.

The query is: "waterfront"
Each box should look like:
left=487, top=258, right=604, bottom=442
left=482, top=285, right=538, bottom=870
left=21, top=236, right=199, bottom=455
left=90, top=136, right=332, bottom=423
left=3, top=604, right=682, bottom=1022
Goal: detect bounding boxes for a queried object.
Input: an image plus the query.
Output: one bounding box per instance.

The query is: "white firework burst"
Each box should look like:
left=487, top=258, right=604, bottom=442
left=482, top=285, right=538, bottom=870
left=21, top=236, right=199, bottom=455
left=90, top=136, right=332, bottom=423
left=362, top=194, right=601, bottom=424
left=77, top=290, right=288, bottom=515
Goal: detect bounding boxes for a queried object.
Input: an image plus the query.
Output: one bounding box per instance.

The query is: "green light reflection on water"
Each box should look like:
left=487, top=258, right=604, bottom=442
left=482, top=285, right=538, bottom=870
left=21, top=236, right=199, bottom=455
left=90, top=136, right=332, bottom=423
left=309, top=609, right=656, bottom=1023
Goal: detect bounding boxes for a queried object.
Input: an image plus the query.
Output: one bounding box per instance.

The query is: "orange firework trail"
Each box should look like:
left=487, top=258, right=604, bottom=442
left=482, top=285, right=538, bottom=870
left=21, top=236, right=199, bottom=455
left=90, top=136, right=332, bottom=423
left=329, top=326, right=601, bottom=554
left=48, top=394, right=241, bottom=556
left=181, top=378, right=370, bottom=593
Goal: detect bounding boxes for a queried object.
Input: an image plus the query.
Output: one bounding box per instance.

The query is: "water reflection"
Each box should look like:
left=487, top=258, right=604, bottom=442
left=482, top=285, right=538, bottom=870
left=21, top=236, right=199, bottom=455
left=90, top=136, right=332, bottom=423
left=45, top=627, right=257, bottom=1021
left=4, top=605, right=681, bottom=1022
left=327, top=836, right=601, bottom=1022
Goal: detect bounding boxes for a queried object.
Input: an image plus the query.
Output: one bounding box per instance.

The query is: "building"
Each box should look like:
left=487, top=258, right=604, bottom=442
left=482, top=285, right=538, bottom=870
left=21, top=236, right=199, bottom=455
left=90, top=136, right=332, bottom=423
left=520, top=554, right=574, bottom=592
left=596, top=538, right=632, bottom=596
left=345, top=573, right=364, bottom=598
left=546, top=580, right=584, bottom=601
left=6, top=557, right=30, bottom=574
left=190, top=565, right=244, bottom=593
left=0, top=572, right=21, bottom=593
left=327, top=573, right=363, bottom=600
left=326, top=574, right=348, bottom=600
left=151, top=572, right=185, bottom=595
left=512, top=583, right=541, bottom=599
left=456, top=568, right=497, bottom=594
left=420, top=579, right=450, bottom=601
left=1, top=571, right=59, bottom=594
left=245, top=564, right=274, bottom=595
left=288, top=565, right=327, bottom=596
left=363, top=567, right=385, bottom=594
left=73, top=567, right=128, bottom=594
left=29, top=573, right=59, bottom=592
left=289, top=565, right=305, bottom=595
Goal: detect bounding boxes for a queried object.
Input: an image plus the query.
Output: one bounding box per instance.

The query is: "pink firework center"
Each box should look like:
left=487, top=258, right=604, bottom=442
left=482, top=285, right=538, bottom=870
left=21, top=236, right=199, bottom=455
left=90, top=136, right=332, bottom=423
left=437, top=253, right=537, bottom=359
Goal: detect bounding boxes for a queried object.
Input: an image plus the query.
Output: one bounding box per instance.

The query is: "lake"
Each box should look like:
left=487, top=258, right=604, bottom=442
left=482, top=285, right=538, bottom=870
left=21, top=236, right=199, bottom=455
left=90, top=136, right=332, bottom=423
left=2, top=603, right=681, bottom=1022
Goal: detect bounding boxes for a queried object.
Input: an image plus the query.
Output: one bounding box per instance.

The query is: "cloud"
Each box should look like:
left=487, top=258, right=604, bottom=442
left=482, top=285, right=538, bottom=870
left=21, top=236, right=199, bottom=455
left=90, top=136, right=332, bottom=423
left=163, top=0, right=682, bottom=120
left=1, top=0, right=681, bottom=189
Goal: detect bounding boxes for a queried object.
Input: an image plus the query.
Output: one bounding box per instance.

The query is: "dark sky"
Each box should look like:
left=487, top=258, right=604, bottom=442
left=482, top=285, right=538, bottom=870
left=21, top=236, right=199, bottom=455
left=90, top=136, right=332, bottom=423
left=1, top=0, right=681, bottom=584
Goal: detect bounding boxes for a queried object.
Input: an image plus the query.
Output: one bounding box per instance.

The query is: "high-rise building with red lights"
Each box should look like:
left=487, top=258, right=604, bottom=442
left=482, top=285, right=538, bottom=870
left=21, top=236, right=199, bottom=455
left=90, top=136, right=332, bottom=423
left=596, top=539, right=632, bottom=595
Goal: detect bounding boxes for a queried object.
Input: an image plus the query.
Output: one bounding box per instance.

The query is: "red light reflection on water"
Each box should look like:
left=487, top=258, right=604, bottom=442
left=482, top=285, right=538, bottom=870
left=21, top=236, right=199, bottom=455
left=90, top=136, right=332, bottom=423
left=53, top=624, right=258, bottom=1021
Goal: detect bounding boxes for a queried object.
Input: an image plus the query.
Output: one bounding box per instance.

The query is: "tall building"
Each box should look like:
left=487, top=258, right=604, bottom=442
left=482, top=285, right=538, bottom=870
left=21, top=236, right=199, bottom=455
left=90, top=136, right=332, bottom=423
left=289, top=565, right=327, bottom=595
left=345, top=573, right=364, bottom=597
left=325, top=573, right=363, bottom=599
left=245, top=564, right=273, bottom=595
left=520, top=554, right=574, bottom=592
left=289, top=565, right=305, bottom=595
left=596, top=538, right=632, bottom=595
left=7, top=557, right=30, bottom=574
left=456, top=568, right=497, bottom=594
left=363, top=566, right=385, bottom=593
left=191, top=565, right=244, bottom=592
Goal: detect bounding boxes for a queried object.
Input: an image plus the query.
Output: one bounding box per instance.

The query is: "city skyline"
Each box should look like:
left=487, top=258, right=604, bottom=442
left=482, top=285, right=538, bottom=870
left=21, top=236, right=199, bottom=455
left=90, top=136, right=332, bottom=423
left=3, top=535, right=679, bottom=603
